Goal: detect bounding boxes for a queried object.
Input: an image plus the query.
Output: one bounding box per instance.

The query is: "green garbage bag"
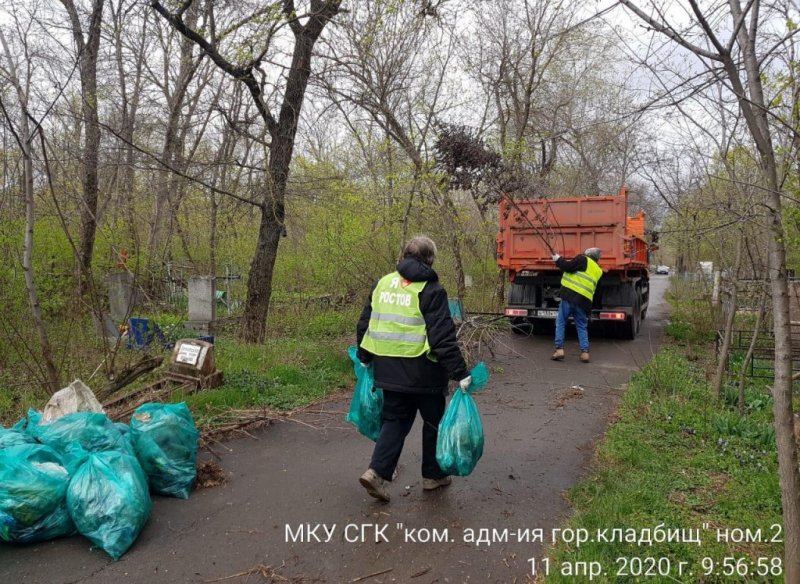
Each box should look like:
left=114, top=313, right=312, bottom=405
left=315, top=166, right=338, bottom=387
left=0, top=444, right=75, bottom=543
left=6, top=502, right=75, bottom=544
left=436, top=362, right=490, bottom=476
left=27, top=410, right=134, bottom=473
left=0, top=427, right=37, bottom=450
left=114, top=422, right=135, bottom=452
left=130, top=402, right=199, bottom=499
left=345, top=345, right=383, bottom=441
left=67, top=451, right=152, bottom=560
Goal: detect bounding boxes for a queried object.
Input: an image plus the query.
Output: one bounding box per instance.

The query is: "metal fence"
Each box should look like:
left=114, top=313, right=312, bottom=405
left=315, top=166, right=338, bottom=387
left=718, top=326, right=800, bottom=379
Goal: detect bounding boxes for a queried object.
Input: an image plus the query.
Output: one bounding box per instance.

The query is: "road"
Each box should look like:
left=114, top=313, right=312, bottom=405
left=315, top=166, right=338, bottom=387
left=1, top=276, right=670, bottom=584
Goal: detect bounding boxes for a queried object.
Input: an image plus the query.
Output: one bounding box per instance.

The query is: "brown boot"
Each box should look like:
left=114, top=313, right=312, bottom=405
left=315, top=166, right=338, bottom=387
left=551, top=348, right=565, bottom=361
left=359, top=469, right=390, bottom=502
left=423, top=476, right=452, bottom=491
left=580, top=351, right=590, bottom=363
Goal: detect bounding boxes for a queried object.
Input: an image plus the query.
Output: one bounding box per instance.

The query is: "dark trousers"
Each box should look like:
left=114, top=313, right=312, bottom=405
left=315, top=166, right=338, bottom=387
left=369, top=389, right=447, bottom=481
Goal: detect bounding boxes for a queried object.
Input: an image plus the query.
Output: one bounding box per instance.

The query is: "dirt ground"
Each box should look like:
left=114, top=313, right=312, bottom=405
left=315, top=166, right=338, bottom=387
left=0, top=277, right=670, bottom=584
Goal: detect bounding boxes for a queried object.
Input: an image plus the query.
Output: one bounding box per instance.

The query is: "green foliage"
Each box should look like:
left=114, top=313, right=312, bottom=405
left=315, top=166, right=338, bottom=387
left=0, top=217, right=75, bottom=318
left=664, top=279, right=719, bottom=344
left=303, top=310, right=357, bottom=338
left=273, top=158, right=403, bottom=299
left=0, top=381, right=48, bottom=427
left=721, top=383, right=773, bottom=413
left=628, top=348, right=705, bottom=400
left=266, top=305, right=361, bottom=339
left=544, top=350, right=783, bottom=583
left=712, top=412, right=776, bottom=447
left=176, top=335, right=353, bottom=424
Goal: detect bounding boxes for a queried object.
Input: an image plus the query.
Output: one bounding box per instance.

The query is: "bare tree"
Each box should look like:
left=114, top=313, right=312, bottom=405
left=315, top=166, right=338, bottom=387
left=107, top=0, right=149, bottom=247
left=145, top=5, right=205, bottom=275
left=467, top=0, right=640, bottom=196
left=0, top=27, right=62, bottom=391
left=319, top=2, right=475, bottom=298
left=619, top=0, right=800, bottom=576
left=151, top=0, right=342, bottom=342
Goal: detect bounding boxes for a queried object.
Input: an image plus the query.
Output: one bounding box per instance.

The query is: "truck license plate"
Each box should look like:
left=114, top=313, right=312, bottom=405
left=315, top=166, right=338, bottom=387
left=537, top=310, right=558, bottom=318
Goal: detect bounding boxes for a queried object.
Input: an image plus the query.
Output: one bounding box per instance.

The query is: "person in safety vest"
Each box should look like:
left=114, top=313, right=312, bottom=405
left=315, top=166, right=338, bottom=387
left=355, top=236, right=471, bottom=502
left=550, top=247, right=603, bottom=363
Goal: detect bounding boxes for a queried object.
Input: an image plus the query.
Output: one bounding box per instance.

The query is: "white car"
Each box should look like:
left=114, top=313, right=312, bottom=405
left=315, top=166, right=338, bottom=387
left=655, top=265, right=670, bottom=275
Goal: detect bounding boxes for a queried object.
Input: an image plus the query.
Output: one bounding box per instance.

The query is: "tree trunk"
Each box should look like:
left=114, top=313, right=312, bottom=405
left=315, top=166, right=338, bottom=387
left=238, top=7, right=338, bottom=341
left=59, top=0, right=105, bottom=297
left=712, top=236, right=743, bottom=400
left=442, top=194, right=466, bottom=302
left=737, top=45, right=800, bottom=584
left=209, top=190, right=218, bottom=276
left=764, top=186, right=800, bottom=582
left=240, top=202, right=283, bottom=343
left=21, top=139, right=61, bottom=392
left=111, top=0, right=147, bottom=256
left=720, top=7, right=800, bottom=572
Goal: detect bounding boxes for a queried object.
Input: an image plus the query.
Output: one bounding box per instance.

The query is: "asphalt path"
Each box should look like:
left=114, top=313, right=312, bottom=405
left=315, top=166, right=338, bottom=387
left=1, top=276, right=670, bottom=584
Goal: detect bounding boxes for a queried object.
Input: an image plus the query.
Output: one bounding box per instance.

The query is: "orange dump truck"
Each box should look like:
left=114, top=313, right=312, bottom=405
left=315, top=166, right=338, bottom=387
left=496, top=187, right=650, bottom=339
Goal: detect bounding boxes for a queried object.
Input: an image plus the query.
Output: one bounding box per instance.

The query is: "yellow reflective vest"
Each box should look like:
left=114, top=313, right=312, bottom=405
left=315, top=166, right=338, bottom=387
left=360, top=272, right=431, bottom=358
left=560, top=257, right=602, bottom=302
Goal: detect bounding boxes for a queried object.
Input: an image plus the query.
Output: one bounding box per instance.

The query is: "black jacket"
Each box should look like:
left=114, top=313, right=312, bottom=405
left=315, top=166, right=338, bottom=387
left=356, top=257, right=469, bottom=393
left=555, top=254, right=594, bottom=315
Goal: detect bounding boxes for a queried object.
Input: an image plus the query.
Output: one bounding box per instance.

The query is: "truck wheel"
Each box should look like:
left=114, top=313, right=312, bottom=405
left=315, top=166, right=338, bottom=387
left=622, top=296, right=641, bottom=340
left=639, top=290, right=647, bottom=321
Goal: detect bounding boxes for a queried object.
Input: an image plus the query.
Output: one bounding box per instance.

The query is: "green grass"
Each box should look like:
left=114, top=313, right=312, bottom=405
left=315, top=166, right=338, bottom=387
left=163, top=309, right=356, bottom=427
left=543, top=349, right=784, bottom=583
left=175, top=336, right=353, bottom=425
left=663, top=280, right=719, bottom=344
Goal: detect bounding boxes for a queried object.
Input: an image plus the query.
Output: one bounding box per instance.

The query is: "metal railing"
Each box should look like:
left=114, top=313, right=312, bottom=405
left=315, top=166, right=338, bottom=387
left=718, top=326, right=800, bottom=379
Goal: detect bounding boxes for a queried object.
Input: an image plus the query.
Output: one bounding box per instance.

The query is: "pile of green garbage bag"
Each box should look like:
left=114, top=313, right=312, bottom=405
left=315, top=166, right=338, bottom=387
left=0, top=401, right=199, bottom=560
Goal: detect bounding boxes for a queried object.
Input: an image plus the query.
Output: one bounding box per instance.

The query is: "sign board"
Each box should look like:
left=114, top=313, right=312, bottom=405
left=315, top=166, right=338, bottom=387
left=176, top=343, right=202, bottom=366
left=169, top=338, right=217, bottom=381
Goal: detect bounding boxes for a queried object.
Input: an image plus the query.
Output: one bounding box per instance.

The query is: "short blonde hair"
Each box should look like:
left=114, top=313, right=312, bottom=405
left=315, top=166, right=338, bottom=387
left=401, top=235, right=437, bottom=266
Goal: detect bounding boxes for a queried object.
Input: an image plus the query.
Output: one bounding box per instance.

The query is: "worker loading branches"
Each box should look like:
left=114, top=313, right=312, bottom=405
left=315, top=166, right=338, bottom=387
left=550, top=247, right=603, bottom=363
left=498, top=189, right=650, bottom=344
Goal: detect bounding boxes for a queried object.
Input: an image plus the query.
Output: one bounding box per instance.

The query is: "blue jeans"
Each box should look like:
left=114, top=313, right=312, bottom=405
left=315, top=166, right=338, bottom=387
left=554, top=299, right=589, bottom=352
